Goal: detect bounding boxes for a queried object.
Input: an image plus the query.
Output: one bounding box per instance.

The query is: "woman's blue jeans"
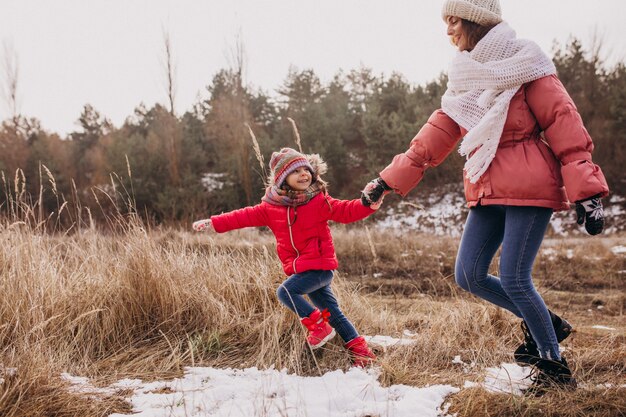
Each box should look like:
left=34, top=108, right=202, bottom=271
left=455, top=205, right=560, bottom=360
left=276, top=270, right=359, bottom=342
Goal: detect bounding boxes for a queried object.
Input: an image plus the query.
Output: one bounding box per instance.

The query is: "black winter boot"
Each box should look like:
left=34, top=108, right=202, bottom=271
left=514, top=310, right=573, bottom=366
left=524, top=357, right=577, bottom=396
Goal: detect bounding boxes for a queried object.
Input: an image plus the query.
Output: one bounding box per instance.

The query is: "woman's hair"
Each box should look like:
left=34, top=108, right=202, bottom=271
left=462, top=19, right=496, bottom=50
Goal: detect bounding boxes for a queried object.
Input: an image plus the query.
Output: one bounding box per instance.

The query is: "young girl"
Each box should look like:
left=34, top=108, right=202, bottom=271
left=193, top=147, right=381, bottom=366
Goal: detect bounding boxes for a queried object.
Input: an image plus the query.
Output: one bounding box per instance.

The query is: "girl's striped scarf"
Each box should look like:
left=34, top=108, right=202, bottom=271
left=262, top=182, right=325, bottom=207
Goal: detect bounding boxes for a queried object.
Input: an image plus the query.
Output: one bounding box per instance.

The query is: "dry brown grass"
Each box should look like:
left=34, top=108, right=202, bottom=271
left=0, top=221, right=624, bottom=416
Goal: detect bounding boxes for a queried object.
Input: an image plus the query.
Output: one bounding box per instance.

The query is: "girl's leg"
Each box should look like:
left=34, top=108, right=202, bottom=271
left=308, top=280, right=359, bottom=342
left=276, top=270, right=333, bottom=318
left=455, top=205, right=523, bottom=317
left=499, top=206, right=559, bottom=360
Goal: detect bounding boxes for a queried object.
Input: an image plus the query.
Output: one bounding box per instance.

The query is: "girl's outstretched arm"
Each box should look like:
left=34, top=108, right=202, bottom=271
left=323, top=195, right=377, bottom=224
left=197, top=204, right=268, bottom=233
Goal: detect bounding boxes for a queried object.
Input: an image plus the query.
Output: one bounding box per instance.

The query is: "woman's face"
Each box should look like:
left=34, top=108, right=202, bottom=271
left=446, top=16, right=470, bottom=51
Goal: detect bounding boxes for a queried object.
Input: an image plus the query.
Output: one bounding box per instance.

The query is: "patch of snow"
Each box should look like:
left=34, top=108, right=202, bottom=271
left=541, top=247, right=557, bottom=260
left=480, top=363, right=532, bottom=396
left=611, top=245, right=626, bottom=255
left=201, top=173, right=227, bottom=192
left=591, top=325, right=617, bottom=331
left=363, top=335, right=416, bottom=348
left=377, top=186, right=466, bottom=237
left=0, top=367, right=17, bottom=385
left=451, top=356, right=475, bottom=374
left=91, top=367, right=459, bottom=417
left=592, top=383, right=626, bottom=389
left=549, top=215, right=568, bottom=236
left=61, top=373, right=112, bottom=395
left=402, top=329, right=418, bottom=338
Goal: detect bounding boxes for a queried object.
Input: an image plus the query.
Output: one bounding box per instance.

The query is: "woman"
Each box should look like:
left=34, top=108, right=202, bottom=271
left=361, top=0, right=608, bottom=395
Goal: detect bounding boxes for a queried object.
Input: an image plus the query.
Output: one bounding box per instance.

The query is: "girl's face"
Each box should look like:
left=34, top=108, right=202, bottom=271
left=285, top=167, right=312, bottom=191
left=446, top=16, right=470, bottom=51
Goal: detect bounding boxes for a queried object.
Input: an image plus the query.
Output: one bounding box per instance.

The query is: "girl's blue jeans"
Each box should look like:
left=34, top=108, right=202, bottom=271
left=455, top=205, right=560, bottom=360
left=276, top=270, right=359, bottom=342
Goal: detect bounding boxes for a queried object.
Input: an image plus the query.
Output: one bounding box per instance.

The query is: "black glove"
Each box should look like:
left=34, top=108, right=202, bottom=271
left=576, top=195, right=604, bottom=235
left=361, top=177, right=391, bottom=207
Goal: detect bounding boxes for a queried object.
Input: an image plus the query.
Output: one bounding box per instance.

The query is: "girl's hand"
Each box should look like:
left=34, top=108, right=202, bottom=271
left=370, top=194, right=386, bottom=210
left=361, top=177, right=391, bottom=207
left=192, top=219, right=213, bottom=232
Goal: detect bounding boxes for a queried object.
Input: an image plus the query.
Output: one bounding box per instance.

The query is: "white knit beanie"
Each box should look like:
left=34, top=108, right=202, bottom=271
left=442, top=0, right=502, bottom=26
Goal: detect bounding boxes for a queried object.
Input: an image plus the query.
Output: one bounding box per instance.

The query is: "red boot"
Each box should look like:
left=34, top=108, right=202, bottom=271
left=345, top=336, right=376, bottom=367
left=301, top=309, right=336, bottom=349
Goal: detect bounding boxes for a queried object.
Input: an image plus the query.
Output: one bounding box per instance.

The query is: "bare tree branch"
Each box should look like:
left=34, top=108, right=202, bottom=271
left=161, top=28, right=177, bottom=116
left=2, top=40, right=20, bottom=126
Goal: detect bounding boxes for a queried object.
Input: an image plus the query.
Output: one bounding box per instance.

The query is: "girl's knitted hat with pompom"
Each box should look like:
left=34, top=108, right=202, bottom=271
left=441, top=0, right=502, bottom=26
left=268, top=147, right=314, bottom=187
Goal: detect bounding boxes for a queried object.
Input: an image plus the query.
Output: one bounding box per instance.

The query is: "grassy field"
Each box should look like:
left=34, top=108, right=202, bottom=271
left=0, top=222, right=624, bottom=416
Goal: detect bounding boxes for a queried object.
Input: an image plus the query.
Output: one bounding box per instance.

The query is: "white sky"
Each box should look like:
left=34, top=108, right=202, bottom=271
left=1, top=0, right=625, bottom=137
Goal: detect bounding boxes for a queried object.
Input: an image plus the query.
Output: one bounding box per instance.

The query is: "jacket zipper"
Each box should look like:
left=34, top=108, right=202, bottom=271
left=287, top=206, right=299, bottom=273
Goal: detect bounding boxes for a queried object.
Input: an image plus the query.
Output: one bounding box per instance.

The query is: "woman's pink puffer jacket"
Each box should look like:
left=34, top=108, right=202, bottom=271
left=380, top=74, right=609, bottom=210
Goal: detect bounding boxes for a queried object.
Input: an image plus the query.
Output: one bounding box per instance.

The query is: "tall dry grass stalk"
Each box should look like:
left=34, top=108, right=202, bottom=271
left=245, top=123, right=267, bottom=186
left=287, top=117, right=303, bottom=153
left=364, top=225, right=379, bottom=264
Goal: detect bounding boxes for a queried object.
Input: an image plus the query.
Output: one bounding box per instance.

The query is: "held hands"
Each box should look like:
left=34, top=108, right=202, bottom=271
left=192, top=218, right=214, bottom=233
left=361, top=177, right=391, bottom=209
left=575, top=195, right=604, bottom=235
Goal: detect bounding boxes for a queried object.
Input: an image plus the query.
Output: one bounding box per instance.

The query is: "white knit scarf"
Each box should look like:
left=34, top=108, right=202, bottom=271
left=441, top=22, right=556, bottom=183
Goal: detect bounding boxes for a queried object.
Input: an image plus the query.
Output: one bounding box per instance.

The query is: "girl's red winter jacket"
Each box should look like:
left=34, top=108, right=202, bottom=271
left=380, top=74, right=609, bottom=210
left=210, top=193, right=374, bottom=276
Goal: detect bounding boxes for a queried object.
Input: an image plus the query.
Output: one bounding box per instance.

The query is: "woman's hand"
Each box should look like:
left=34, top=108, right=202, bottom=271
left=192, top=219, right=214, bottom=232
left=575, top=195, right=604, bottom=235
left=361, top=177, right=391, bottom=208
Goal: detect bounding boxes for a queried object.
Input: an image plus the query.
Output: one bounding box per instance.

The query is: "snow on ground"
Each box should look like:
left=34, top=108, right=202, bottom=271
left=482, top=363, right=533, bottom=395
left=201, top=172, right=227, bottom=192
left=0, top=367, right=17, bottom=385
left=464, top=363, right=532, bottom=396
left=364, top=334, right=417, bottom=348
left=611, top=245, right=626, bottom=255
left=60, top=359, right=557, bottom=415
left=377, top=187, right=466, bottom=237
left=89, top=366, right=459, bottom=417
left=591, top=325, right=617, bottom=331
left=541, top=247, right=558, bottom=260
left=375, top=186, right=626, bottom=236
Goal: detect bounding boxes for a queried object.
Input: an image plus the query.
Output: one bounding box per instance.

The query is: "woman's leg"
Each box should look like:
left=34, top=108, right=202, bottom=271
left=499, top=206, right=559, bottom=360
left=455, top=205, right=523, bottom=317
left=276, top=270, right=334, bottom=318
left=308, top=276, right=359, bottom=342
